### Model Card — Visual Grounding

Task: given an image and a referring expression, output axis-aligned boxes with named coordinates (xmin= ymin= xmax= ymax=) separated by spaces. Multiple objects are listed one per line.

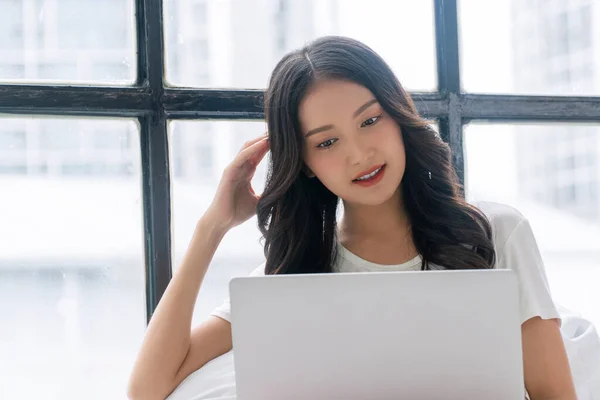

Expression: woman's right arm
xmin=127 ymin=134 xmax=270 ymax=400
xmin=127 ymin=215 xmax=231 ymax=400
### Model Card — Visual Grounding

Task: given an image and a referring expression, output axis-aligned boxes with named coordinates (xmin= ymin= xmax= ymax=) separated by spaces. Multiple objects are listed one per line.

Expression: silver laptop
xmin=230 ymin=269 xmax=524 ymax=400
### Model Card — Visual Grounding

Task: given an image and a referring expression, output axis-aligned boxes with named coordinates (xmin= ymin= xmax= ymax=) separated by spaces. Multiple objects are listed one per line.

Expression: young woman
xmin=128 ymin=36 xmax=577 ymax=400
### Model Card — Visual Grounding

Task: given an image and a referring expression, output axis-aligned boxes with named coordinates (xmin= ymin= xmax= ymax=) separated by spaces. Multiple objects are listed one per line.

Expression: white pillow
xmin=558 ymin=306 xmax=600 ymax=400
xmin=166 ymin=351 xmax=236 ymax=400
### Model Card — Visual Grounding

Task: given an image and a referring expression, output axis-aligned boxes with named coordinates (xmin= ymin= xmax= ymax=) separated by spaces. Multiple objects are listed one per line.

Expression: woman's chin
xmin=341 ymin=183 xmax=402 ymax=208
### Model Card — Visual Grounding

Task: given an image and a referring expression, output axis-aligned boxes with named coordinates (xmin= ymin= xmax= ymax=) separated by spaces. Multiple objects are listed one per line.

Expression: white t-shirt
xmin=201 ymin=201 xmax=599 ymax=399
xmin=211 ymin=201 xmax=561 ymax=326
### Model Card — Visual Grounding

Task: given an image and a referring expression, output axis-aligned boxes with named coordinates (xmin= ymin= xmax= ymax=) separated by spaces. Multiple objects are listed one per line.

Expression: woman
xmin=128 ymin=36 xmax=577 ymax=400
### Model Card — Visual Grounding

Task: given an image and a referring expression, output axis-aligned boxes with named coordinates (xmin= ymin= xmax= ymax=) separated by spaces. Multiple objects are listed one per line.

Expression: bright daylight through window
xmin=0 ymin=0 xmax=599 ymax=399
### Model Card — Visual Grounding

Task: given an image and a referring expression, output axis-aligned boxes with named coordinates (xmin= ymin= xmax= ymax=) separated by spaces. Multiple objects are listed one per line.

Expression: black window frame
xmin=1 ymin=0 xmax=599 ymax=322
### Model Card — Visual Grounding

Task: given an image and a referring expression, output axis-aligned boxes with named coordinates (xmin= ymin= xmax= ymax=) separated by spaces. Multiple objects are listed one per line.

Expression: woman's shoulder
xmin=249 ymin=262 xmax=266 ymax=276
xmin=470 ymin=200 xmax=529 ymax=246
xmin=210 ymin=262 xmax=266 ymax=322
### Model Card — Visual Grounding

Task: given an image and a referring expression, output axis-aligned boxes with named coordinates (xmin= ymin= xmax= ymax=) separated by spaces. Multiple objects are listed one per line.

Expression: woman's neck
xmin=338 ymin=188 xmax=418 ymax=264
xmin=340 ymin=188 xmax=410 ymax=240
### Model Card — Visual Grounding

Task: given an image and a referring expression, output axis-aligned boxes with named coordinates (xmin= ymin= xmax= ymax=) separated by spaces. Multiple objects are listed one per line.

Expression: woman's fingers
xmin=239 ymin=133 xmax=268 ymax=152
xmin=230 ymin=136 xmax=270 ymax=170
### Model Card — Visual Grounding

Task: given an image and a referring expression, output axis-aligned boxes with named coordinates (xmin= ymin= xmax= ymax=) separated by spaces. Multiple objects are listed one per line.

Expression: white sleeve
xmin=210 ymin=263 xmax=266 ymax=322
xmin=496 ymin=218 xmax=561 ymax=326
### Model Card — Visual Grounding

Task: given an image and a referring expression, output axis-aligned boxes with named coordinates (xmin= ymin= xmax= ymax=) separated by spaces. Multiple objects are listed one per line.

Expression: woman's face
xmin=299 ymin=79 xmax=406 ymax=206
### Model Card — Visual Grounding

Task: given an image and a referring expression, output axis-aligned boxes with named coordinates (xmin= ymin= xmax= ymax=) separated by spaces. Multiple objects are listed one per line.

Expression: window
xmin=570 ymin=3 xmax=592 ymax=52
xmin=169 ymin=121 xmax=220 ymax=182
xmin=0 ymin=64 xmax=25 ymax=80
xmin=1 ymin=1 xmax=600 ymax=398
xmin=0 ymin=129 xmax=26 ymax=174
xmin=465 ymin=122 xmax=600 ymax=324
xmin=56 ymin=0 xmax=129 ymax=50
xmin=274 ymin=0 xmax=288 ymax=53
xmin=170 ymin=120 xmax=268 ymax=325
xmin=163 ymin=0 xmax=437 ymax=90
xmin=0 ymin=0 xmax=24 ymax=49
xmin=38 ymin=64 xmax=78 ymax=80
xmin=459 ymin=0 xmax=600 ymax=95
xmin=0 ymin=117 xmax=145 ymax=400
xmin=192 ymin=1 xmax=208 ymax=26
xmin=0 ymin=0 xmax=136 ymax=84
xmin=547 ymin=12 xmax=570 ymax=58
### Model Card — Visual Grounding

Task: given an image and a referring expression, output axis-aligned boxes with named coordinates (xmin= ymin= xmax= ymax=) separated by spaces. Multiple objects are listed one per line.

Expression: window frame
xmin=0 ymin=0 xmax=599 ymax=322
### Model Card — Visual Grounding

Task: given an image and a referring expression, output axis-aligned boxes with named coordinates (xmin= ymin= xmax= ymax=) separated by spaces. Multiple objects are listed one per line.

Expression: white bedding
xmin=167 ymin=306 xmax=600 ymax=400
xmin=166 ymin=351 xmax=236 ymax=400
xmin=559 ymin=306 xmax=600 ymax=400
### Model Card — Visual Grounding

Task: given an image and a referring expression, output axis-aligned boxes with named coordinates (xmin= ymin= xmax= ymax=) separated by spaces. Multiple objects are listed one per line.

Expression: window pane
xmin=0 ymin=117 xmax=145 ymax=399
xmin=0 ymin=0 xmax=136 ymax=84
xmin=163 ymin=0 xmax=436 ymax=91
xmin=465 ymin=122 xmax=600 ymax=329
xmin=170 ymin=120 xmax=268 ymax=325
xmin=460 ymin=0 xmax=599 ymax=95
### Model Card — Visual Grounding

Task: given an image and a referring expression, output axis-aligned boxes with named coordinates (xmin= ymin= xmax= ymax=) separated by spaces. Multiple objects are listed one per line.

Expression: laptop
xmin=230 ymin=269 xmax=524 ymax=400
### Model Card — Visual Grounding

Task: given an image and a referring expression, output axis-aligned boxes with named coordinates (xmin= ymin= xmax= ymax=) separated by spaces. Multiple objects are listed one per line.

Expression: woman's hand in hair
xmin=206 ymin=133 xmax=270 ymax=232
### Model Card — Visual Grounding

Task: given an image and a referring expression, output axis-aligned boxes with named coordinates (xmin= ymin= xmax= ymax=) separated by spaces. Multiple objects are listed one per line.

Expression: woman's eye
xmin=361 ymin=116 xmax=381 ymax=128
xmin=317 ymin=139 xmax=337 ymax=149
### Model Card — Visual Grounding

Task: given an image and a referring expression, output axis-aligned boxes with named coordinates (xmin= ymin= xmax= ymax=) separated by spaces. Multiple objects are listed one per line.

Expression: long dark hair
xmin=257 ymin=36 xmax=495 ymax=274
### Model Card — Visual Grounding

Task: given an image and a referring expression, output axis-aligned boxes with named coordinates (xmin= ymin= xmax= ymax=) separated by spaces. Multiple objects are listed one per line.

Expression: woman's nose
xmin=347 ymin=137 xmax=374 ymax=166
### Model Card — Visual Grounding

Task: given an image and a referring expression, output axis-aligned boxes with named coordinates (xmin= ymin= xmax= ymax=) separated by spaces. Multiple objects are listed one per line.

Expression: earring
xmin=428 ymin=171 xmax=432 ymax=180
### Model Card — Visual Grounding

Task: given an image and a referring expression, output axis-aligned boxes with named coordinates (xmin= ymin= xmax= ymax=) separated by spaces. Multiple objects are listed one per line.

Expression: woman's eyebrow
xmin=352 ymin=98 xmax=378 ymax=117
xmin=305 ymin=124 xmax=334 ymax=138
xmin=305 ymin=99 xmax=379 ymax=138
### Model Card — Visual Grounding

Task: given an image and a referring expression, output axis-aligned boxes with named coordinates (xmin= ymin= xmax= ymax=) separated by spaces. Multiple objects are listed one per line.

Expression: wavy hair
xmin=257 ymin=36 xmax=495 ymax=274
